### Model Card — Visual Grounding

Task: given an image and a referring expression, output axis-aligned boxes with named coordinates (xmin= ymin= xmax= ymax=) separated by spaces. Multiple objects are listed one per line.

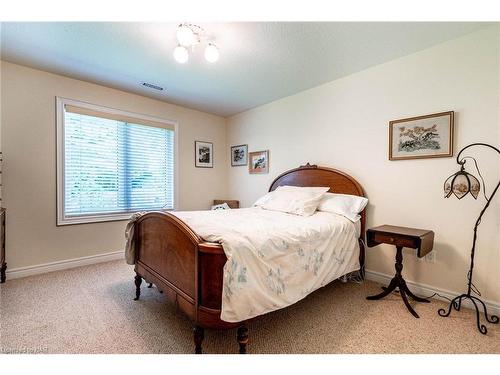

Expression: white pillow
xmin=253 ymin=191 xmax=276 ymax=207
xmin=211 ymin=202 xmax=231 ymax=210
xmin=317 ymin=193 xmax=368 ymax=222
xmin=260 ymin=185 xmax=330 ymax=216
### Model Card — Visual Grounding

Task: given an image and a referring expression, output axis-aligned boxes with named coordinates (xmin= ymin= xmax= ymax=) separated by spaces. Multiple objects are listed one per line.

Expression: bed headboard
xmin=269 ymin=163 xmax=365 ymax=197
xmin=269 ymin=163 xmax=366 ymax=264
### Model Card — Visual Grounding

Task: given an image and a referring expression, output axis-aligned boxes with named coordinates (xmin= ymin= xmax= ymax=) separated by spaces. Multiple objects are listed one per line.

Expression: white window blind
xmin=57 ymin=98 xmax=176 ymax=225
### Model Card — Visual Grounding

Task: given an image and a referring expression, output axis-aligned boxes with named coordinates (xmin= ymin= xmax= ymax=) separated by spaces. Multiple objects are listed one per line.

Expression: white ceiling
xmin=0 ymin=22 xmax=491 ymax=117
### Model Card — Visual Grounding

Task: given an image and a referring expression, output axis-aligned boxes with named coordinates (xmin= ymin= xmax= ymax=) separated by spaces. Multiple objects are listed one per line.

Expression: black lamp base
xmin=438 ymin=293 xmax=499 ymax=334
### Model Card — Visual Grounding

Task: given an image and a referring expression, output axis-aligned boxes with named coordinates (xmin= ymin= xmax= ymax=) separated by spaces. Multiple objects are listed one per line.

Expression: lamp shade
xmin=204 ymin=43 xmax=219 ymax=63
xmin=444 ymin=169 xmax=480 ymax=199
xmin=173 ymin=45 xmax=189 ymax=63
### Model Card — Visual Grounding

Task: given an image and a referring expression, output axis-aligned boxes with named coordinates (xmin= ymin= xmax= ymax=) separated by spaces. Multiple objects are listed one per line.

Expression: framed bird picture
xmin=389 ymin=111 xmax=454 ymax=160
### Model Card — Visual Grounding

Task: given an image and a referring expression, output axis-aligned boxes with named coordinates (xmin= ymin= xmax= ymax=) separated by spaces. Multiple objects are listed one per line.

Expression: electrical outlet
xmin=425 ymin=252 xmax=436 ymax=263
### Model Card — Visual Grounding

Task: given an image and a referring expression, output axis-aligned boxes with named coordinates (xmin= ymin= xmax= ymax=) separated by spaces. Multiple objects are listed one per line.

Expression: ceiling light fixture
xmin=173 ymin=23 xmax=220 ymax=64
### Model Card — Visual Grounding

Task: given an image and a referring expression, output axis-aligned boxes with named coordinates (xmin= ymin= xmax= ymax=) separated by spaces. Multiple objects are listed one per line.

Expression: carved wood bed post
xmin=237 ymin=324 xmax=249 ymax=354
xmin=134 ymin=274 xmax=142 ymax=301
xmin=193 ymin=325 xmax=205 ymax=354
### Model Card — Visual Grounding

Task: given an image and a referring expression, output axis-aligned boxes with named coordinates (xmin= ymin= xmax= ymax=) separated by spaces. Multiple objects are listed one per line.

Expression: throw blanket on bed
xmin=124 ymin=212 xmax=146 ymax=265
xmin=172 ymin=207 xmax=360 ymax=323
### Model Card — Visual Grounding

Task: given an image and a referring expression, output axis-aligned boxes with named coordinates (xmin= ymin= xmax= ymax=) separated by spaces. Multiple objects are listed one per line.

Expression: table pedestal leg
xmin=366 ymin=246 xmax=429 ymax=318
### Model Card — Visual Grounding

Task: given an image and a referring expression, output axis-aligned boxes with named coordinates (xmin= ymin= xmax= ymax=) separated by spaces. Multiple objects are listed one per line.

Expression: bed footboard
xmin=134 ymin=211 xmax=199 ymax=320
xmin=133 ymin=211 xmax=239 ymax=330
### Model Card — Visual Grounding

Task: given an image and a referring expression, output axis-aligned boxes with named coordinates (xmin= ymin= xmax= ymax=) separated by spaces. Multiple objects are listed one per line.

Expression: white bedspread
xmin=172 ymin=207 xmax=360 ymax=322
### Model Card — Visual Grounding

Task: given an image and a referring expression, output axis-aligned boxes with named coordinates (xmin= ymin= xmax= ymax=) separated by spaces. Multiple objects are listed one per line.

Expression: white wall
xmin=227 ymin=27 xmax=500 ymax=303
xmin=1 ymin=62 xmax=228 ymax=270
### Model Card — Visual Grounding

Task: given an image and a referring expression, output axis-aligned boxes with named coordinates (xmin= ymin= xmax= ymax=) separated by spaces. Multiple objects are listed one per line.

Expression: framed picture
xmin=231 ymin=144 xmax=248 ymax=166
xmin=249 ymin=150 xmax=269 ymax=174
xmin=389 ymin=111 xmax=454 ymax=160
xmin=195 ymin=141 xmax=213 ymax=168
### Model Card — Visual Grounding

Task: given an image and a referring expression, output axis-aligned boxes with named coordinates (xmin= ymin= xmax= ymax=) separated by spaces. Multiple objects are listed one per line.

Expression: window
xmin=56 ymin=98 xmax=177 ymax=225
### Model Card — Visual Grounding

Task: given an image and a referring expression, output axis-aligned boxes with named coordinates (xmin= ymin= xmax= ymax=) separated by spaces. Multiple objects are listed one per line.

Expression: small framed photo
xmin=389 ymin=111 xmax=454 ymax=160
xmin=231 ymin=144 xmax=248 ymax=167
xmin=195 ymin=141 xmax=213 ymax=168
xmin=249 ymin=150 xmax=269 ymax=174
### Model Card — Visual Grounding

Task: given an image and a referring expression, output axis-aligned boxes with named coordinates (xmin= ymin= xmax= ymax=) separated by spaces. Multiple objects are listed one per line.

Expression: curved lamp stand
xmin=438 ymin=143 xmax=500 ymax=334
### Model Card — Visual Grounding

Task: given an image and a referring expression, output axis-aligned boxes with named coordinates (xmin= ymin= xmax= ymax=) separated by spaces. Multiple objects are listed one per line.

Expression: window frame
xmin=56 ymin=97 xmax=179 ymax=226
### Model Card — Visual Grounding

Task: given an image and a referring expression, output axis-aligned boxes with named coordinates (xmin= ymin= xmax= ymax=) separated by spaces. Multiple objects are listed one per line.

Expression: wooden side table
xmin=366 ymin=225 xmax=434 ymax=318
xmin=213 ymin=200 xmax=240 ymax=209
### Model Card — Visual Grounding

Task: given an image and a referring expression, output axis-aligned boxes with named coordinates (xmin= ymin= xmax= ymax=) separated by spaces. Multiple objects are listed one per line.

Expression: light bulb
xmin=176 ymin=24 xmax=196 ymax=47
xmin=173 ymin=45 xmax=189 ymax=63
xmin=204 ymin=43 xmax=219 ymax=63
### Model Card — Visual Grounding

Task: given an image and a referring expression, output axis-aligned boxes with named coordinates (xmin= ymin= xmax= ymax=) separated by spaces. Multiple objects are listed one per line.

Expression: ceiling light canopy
xmin=176 ymin=24 xmax=197 ymax=47
xmin=173 ymin=23 xmax=220 ymax=64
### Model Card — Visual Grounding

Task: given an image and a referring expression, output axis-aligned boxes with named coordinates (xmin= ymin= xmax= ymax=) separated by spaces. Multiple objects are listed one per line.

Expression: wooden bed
xmin=132 ymin=163 xmax=366 ymax=353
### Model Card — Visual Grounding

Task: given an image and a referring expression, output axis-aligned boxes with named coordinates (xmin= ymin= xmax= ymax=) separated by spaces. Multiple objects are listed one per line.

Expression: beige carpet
xmin=1 ymin=260 xmax=499 ymax=354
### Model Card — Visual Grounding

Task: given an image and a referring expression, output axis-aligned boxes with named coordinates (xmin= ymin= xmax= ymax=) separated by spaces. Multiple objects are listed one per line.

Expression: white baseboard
xmin=5 ymin=250 xmax=124 ymax=280
xmin=365 ymin=269 xmax=500 ymax=317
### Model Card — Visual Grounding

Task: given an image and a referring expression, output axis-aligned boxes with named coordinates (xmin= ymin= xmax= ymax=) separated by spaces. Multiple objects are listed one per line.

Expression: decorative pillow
xmin=260 ymin=185 xmax=330 ymax=216
xmin=317 ymin=192 xmax=368 ymax=222
xmin=211 ymin=202 xmax=231 ymax=210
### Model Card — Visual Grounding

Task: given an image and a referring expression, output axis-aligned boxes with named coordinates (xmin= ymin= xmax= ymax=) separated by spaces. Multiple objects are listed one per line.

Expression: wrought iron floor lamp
xmin=440 ymin=142 xmax=499 ymax=334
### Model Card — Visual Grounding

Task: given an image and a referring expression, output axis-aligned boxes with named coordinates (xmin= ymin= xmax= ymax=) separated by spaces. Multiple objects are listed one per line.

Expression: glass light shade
xmin=176 ymin=25 xmax=196 ymax=47
xmin=444 ymin=170 xmax=480 ymax=199
xmin=204 ymin=43 xmax=219 ymax=63
xmin=173 ymin=45 xmax=189 ymax=63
